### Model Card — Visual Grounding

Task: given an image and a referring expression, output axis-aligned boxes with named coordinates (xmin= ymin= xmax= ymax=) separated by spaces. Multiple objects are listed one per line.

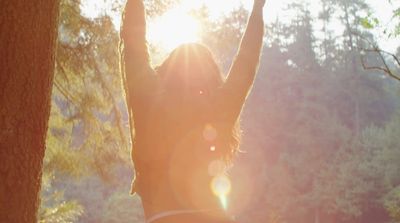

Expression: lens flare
xmin=211 ymin=175 xmax=232 ymax=210
xmin=203 ymin=124 xmax=217 ymax=141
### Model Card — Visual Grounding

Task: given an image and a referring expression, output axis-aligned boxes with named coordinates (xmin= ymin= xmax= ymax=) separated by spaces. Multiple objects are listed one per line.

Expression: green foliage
xmin=359 ymin=109 xmax=400 ymax=222
xmin=39 ymin=173 xmax=84 ymax=223
xmin=391 ymin=7 xmax=400 ymax=37
xmin=361 ymin=1 xmax=400 ymax=37
xmin=361 ymin=16 xmax=379 ymax=29
xmin=39 ymin=200 xmax=83 ymax=223
xmin=50 ymin=0 xmax=131 ymax=178
xmin=44 ymin=100 xmax=90 ymax=178
xmin=241 ymin=1 xmax=400 ymax=222
xmin=384 ymin=187 xmax=400 ymax=222
xmin=41 ymin=0 xmax=131 ymax=221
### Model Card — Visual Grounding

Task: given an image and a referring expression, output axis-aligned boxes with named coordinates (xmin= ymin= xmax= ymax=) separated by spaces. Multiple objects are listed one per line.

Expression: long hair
xmin=120 ymin=42 xmax=242 ymax=195
xmin=156 ymin=43 xmax=241 ymax=163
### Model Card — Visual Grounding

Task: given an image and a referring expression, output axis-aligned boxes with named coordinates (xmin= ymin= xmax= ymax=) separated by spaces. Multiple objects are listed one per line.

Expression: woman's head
xmin=156 ymin=43 xmax=224 ymax=97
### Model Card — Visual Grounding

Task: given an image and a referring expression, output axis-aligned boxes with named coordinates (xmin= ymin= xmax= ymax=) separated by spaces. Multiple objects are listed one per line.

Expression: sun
xmin=145 ymin=0 xmax=255 ymax=53
xmin=147 ymin=7 xmax=201 ymax=52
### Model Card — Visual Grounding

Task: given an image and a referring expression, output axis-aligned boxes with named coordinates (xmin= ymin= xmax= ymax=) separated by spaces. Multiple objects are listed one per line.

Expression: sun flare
xmin=211 ymin=175 xmax=232 ymax=210
xmin=145 ymin=0 xmax=255 ymax=53
xmin=147 ymin=7 xmax=201 ymax=52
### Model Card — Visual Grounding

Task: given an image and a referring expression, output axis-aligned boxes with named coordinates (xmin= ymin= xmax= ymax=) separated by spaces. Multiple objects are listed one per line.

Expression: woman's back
xmin=120 ymin=0 xmax=265 ymax=222
xmin=133 ymin=84 xmax=226 ymax=211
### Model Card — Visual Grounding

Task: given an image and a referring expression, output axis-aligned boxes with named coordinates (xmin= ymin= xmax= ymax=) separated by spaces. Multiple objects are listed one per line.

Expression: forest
xmin=1 ymin=0 xmax=400 ymax=222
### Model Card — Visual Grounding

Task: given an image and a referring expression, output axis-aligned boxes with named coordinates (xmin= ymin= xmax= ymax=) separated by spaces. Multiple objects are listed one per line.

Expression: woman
xmin=120 ymin=0 xmax=265 ymax=222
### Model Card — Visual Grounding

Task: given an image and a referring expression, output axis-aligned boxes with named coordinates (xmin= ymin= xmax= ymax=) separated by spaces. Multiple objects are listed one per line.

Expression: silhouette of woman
xmin=120 ymin=0 xmax=265 ymax=222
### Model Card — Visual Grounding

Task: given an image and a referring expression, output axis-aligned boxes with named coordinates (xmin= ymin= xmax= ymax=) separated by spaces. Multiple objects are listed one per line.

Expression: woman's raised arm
xmin=120 ymin=0 xmax=158 ymax=111
xmin=219 ymin=0 xmax=265 ymax=123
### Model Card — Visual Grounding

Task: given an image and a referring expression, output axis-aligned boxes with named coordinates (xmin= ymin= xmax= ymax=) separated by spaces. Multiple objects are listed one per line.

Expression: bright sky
xmin=80 ymin=0 xmax=399 ymax=53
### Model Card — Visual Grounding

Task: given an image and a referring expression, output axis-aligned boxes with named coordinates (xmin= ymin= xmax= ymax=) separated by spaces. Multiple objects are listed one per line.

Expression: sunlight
xmin=79 ymin=0 xmax=399 ymax=53
xmin=80 ymin=0 xmax=107 ymax=19
xmin=181 ymin=0 xmax=251 ymax=18
xmin=144 ymin=0 xmax=280 ymax=53
xmin=147 ymin=7 xmax=201 ymax=52
xmin=180 ymin=0 xmax=279 ymax=22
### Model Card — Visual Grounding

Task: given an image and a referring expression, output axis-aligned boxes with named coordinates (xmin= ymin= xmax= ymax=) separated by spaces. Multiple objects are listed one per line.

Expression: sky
xmin=80 ymin=0 xmax=399 ymax=53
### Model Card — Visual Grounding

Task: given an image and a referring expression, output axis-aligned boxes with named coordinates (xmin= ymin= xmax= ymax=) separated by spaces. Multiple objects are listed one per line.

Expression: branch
xmin=360 ymin=54 xmax=400 ymax=81
xmin=88 ymin=48 xmax=128 ymax=148
xmin=355 ymin=34 xmax=400 ymax=82
xmin=53 ymin=79 xmax=80 ymax=108
xmin=378 ymin=49 xmax=400 ymax=67
xmin=361 ymin=56 xmax=390 ymax=73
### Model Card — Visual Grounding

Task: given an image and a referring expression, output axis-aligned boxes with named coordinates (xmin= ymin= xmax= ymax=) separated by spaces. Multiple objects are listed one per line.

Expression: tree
xmin=236 ymin=1 xmax=398 ymax=222
xmin=52 ymin=0 xmax=129 ymax=179
xmin=0 ymin=1 xmax=60 ymax=222
xmin=38 ymin=0 xmax=131 ymax=221
xmin=318 ymin=0 xmax=339 ymax=70
xmin=333 ymin=0 xmax=369 ymax=74
xmin=285 ymin=3 xmax=319 ymax=72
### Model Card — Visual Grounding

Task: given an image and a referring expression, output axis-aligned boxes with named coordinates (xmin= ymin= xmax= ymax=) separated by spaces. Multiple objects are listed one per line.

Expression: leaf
xmin=361 ymin=18 xmax=374 ymax=29
xmin=394 ymin=8 xmax=400 ymax=17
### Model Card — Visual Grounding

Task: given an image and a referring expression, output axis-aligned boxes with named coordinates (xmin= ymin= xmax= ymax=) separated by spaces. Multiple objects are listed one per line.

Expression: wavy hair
xmin=156 ymin=43 xmax=241 ymax=163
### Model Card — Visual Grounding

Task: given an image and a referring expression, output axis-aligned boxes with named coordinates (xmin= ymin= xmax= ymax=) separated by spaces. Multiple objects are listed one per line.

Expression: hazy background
xmin=39 ymin=0 xmax=400 ymax=222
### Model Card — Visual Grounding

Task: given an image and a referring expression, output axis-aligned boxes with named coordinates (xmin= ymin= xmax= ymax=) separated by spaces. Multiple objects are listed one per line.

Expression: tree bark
xmin=0 ymin=1 xmax=60 ymax=222
xmin=314 ymin=208 xmax=320 ymax=223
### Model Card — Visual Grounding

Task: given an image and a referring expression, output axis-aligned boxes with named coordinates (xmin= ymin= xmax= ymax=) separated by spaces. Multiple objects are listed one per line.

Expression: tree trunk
xmin=314 ymin=208 xmax=320 ymax=223
xmin=0 ymin=1 xmax=60 ymax=222
xmin=321 ymin=1 xmax=329 ymax=61
xmin=343 ymin=2 xmax=358 ymax=74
